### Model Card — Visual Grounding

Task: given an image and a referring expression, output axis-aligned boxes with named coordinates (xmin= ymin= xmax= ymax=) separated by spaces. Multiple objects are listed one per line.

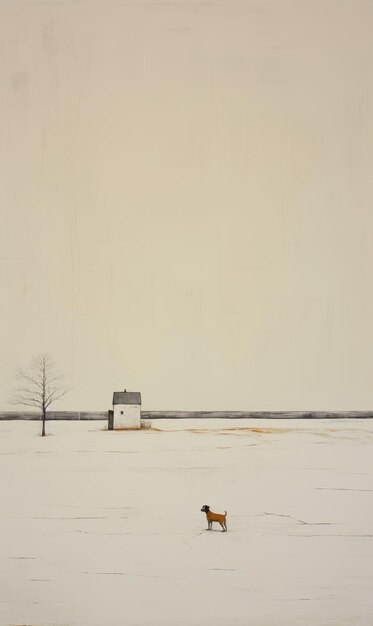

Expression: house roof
xmin=113 ymin=391 xmax=142 ymax=405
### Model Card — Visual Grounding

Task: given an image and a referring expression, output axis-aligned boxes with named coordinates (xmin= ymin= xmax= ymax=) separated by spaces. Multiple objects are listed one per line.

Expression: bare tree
xmin=13 ymin=353 xmax=69 ymax=436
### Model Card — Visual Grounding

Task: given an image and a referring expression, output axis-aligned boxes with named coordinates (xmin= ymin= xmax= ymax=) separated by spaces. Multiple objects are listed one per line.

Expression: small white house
xmin=112 ymin=390 xmax=142 ymax=429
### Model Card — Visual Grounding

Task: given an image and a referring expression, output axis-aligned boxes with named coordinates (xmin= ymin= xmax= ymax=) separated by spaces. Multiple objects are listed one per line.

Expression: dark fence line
xmin=142 ymin=411 xmax=373 ymax=419
xmin=1 ymin=411 xmax=373 ymax=421
xmin=0 ymin=412 xmax=107 ymax=421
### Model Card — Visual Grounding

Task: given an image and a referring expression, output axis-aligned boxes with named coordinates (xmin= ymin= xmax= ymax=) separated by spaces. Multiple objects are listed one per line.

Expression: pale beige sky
xmin=1 ymin=0 xmax=373 ymax=411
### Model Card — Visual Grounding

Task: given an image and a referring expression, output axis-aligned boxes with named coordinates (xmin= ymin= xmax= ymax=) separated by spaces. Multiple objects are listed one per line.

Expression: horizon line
xmin=1 ymin=410 xmax=373 ymax=420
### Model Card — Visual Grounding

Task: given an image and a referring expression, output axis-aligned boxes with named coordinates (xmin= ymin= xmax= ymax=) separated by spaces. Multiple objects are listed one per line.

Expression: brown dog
xmin=201 ymin=505 xmax=227 ymax=531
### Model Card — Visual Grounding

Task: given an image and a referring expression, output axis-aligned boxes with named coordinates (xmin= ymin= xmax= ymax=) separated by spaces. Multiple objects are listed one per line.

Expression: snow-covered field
xmin=0 ymin=418 xmax=372 ymax=626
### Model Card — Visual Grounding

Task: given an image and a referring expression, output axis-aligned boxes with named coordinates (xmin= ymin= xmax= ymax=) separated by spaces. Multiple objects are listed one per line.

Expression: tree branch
xmin=12 ymin=353 xmax=69 ymax=414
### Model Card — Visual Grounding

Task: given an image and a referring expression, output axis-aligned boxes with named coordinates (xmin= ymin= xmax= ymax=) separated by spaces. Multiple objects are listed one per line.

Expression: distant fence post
xmin=108 ymin=410 xmax=114 ymax=430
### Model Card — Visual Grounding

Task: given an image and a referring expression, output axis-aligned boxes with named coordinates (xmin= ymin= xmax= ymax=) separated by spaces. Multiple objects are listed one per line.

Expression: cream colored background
xmin=1 ymin=0 xmax=373 ymax=411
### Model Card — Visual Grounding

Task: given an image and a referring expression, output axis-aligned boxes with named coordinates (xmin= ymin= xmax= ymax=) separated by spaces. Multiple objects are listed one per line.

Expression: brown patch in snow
xmin=187 ymin=426 xmax=288 ymax=435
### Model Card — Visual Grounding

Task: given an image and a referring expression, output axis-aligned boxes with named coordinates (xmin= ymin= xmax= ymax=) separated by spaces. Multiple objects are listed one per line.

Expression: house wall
xmin=113 ymin=404 xmax=141 ymax=429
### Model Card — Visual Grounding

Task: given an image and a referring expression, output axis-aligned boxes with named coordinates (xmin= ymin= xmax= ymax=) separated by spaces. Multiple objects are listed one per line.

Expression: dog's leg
xmin=219 ymin=521 xmax=225 ymax=531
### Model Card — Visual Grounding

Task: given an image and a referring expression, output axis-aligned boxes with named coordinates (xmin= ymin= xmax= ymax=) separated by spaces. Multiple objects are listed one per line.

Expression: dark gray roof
xmin=113 ymin=391 xmax=142 ymax=405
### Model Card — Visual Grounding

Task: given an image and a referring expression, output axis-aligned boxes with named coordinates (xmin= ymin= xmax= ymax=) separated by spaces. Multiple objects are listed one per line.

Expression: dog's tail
xmin=225 ymin=510 xmax=227 ymax=516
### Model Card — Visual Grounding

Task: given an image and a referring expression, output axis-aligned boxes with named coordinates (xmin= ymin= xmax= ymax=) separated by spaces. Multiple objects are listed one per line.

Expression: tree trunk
xmin=42 ymin=408 xmax=46 ymax=437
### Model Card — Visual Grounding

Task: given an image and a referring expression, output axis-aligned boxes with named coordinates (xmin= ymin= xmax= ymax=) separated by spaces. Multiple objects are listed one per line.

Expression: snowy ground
xmin=0 ymin=418 xmax=372 ymax=626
